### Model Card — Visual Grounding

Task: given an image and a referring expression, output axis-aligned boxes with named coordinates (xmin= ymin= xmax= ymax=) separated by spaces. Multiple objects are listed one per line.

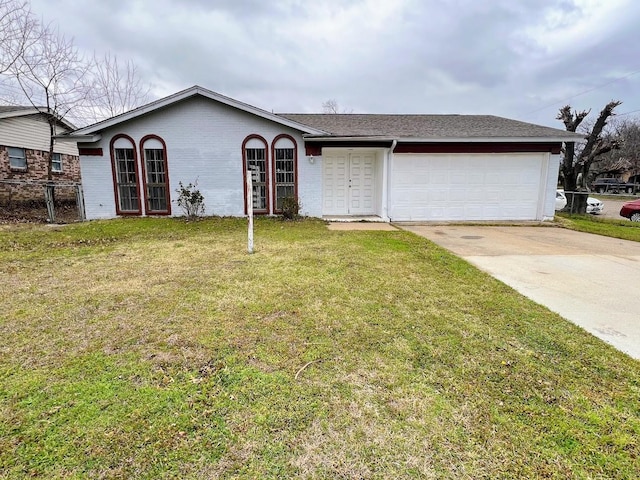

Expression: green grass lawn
xmin=557 ymin=213 xmax=640 ymax=242
xmin=1 ymin=218 xmax=639 ymax=479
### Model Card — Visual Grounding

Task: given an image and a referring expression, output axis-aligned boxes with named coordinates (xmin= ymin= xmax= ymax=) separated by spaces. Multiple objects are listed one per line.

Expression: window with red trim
xmin=272 ymin=135 xmax=297 ymax=212
xmin=111 ymin=135 xmax=141 ymax=213
xmin=243 ymin=135 xmax=269 ymax=213
xmin=140 ymin=135 xmax=170 ymax=214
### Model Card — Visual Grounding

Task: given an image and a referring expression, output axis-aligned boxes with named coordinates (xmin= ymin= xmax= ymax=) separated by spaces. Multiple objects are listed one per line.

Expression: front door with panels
xmin=323 ymin=150 xmax=376 ymax=215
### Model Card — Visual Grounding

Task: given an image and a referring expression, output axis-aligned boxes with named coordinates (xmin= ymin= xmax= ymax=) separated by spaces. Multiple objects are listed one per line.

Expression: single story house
xmin=0 ymin=106 xmax=80 ymax=204
xmin=64 ymin=86 xmax=583 ymax=222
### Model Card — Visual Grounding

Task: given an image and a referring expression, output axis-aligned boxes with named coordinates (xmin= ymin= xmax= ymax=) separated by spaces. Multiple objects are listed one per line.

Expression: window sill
xmin=10 ymin=167 xmax=28 ymax=172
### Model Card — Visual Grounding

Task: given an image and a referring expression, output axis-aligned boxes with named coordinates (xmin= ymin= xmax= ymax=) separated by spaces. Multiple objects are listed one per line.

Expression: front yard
xmin=1 ymin=218 xmax=639 ymax=478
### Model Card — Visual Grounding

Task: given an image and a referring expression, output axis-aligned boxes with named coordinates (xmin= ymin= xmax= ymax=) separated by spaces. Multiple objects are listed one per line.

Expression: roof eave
xmin=0 ymin=107 xmax=75 ymax=130
xmin=54 ymin=133 xmax=102 ymax=143
xmin=72 ymin=86 xmax=328 ymax=136
xmin=0 ymin=108 xmax=40 ymax=119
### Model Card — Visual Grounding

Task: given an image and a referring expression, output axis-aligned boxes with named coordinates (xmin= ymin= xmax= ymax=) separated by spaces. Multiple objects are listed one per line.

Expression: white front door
xmin=323 ymin=151 xmax=376 ymax=215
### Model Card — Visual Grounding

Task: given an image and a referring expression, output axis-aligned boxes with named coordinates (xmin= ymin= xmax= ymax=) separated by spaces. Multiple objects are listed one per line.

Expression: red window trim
xmin=78 ymin=147 xmax=103 ymax=156
xmin=110 ymin=134 xmax=142 ymax=216
xmin=271 ymin=134 xmax=298 ymax=214
xmin=139 ymin=134 xmax=171 ymax=216
xmin=242 ymin=134 xmax=270 ymax=215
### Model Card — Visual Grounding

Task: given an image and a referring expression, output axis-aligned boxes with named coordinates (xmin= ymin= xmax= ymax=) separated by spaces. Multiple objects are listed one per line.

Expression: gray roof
xmin=0 ymin=105 xmax=75 ymax=129
xmin=0 ymin=106 xmax=37 ymax=113
xmin=278 ymin=114 xmax=583 ymax=140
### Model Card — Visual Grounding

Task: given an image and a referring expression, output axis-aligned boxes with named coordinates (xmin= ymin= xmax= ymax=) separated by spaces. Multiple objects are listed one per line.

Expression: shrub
xmin=175 ymin=181 xmax=205 ymax=218
xmin=281 ymin=196 xmax=301 ymax=220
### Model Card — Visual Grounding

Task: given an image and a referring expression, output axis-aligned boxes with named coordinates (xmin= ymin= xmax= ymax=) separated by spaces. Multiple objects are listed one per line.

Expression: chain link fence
xmin=0 ymin=180 xmax=85 ymax=224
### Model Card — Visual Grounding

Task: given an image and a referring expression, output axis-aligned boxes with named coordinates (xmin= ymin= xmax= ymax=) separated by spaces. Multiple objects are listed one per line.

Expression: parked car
xmin=586 ymin=197 xmax=604 ymax=215
xmin=591 ymin=177 xmax=635 ymax=194
xmin=556 ymin=190 xmax=603 ymax=214
xmin=555 ymin=190 xmax=567 ymax=210
xmin=619 ymin=198 xmax=640 ymax=221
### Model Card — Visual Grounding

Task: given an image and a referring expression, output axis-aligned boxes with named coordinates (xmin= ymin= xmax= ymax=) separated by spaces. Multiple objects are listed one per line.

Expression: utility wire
xmin=524 ymin=69 xmax=640 ymax=115
xmin=618 ymin=108 xmax=640 ymax=117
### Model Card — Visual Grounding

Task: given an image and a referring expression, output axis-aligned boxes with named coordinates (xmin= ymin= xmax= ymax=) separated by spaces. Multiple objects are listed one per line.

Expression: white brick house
xmin=65 ymin=86 xmax=583 ymax=222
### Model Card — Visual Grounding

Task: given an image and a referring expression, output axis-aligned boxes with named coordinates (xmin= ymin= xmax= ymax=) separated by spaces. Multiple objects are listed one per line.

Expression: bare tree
xmin=322 ymin=99 xmax=352 ymax=114
xmin=593 ymin=117 xmax=640 ymax=190
xmin=0 ymin=0 xmax=38 ymax=74
xmin=80 ymin=52 xmax=151 ymax=123
xmin=10 ymin=22 xmax=91 ymax=181
xmin=557 ymin=101 xmax=621 ymax=192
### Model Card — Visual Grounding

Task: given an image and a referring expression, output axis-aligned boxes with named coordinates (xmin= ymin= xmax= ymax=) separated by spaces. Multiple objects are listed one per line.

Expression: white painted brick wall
xmin=79 ymin=96 xmax=324 ymax=219
xmin=298 ymin=155 xmax=323 ymax=218
xmin=80 ymin=156 xmax=117 ymax=219
xmin=544 ymin=154 xmax=561 ymax=220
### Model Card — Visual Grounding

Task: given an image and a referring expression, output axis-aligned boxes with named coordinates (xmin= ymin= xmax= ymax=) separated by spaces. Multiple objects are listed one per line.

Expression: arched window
xmin=140 ymin=135 xmax=171 ymax=215
xmin=242 ymin=135 xmax=269 ymax=214
xmin=271 ymin=134 xmax=297 ymax=213
xmin=110 ymin=134 xmax=141 ymax=215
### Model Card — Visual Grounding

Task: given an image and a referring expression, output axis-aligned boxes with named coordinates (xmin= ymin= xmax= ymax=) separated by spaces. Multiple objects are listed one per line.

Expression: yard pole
xmin=247 ymin=169 xmax=254 ymax=254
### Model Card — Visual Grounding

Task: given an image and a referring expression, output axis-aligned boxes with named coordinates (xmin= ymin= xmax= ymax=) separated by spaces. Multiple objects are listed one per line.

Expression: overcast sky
xmin=26 ymin=0 xmax=640 ymax=128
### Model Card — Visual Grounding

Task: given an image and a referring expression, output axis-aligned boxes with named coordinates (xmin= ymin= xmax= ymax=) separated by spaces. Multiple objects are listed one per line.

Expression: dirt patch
xmin=0 ymin=200 xmax=82 ymax=224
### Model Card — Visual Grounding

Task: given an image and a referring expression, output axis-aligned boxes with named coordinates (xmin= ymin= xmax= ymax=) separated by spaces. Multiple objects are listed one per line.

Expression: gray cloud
xmin=27 ymin=0 xmax=640 ymax=126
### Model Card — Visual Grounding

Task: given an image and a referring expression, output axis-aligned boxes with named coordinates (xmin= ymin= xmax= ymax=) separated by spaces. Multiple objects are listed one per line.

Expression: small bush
xmin=281 ymin=196 xmax=301 ymax=220
xmin=175 ymin=181 xmax=205 ymax=218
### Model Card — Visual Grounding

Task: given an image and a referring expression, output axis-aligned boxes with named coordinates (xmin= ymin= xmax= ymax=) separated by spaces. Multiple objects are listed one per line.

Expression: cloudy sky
xmin=26 ymin=0 xmax=640 ymax=127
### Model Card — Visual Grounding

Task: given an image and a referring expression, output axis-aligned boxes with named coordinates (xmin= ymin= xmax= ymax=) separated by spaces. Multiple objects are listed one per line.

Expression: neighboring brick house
xmin=0 ymin=106 xmax=80 ymax=204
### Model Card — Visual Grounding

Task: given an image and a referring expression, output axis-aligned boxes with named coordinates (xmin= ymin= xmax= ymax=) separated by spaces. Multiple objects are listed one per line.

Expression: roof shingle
xmin=278 ymin=113 xmax=583 ymax=140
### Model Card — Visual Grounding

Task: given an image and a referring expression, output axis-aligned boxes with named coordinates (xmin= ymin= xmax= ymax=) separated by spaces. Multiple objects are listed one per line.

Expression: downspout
xmin=382 ymin=139 xmax=397 ymax=221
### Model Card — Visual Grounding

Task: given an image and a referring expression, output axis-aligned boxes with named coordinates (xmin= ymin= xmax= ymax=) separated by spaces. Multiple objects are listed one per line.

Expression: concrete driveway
xmin=591 ymin=197 xmax=628 ymax=220
xmin=401 ymin=225 xmax=640 ymax=360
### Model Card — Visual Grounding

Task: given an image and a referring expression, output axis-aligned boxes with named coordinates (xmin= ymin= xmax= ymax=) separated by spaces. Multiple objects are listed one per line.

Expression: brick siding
xmin=0 ymin=145 xmax=81 ymax=203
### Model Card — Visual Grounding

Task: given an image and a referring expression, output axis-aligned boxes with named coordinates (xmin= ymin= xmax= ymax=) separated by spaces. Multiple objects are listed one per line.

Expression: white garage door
xmin=390 ymin=153 xmax=547 ymax=221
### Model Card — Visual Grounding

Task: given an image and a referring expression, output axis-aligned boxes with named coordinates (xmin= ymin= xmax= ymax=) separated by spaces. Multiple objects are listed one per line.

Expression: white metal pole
xmin=247 ymin=169 xmax=254 ymax=254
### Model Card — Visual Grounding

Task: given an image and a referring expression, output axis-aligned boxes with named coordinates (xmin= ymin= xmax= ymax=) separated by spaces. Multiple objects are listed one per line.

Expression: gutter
xmin=54 ymin=133 xmax=102 ymax=143
xmin=303 ymin=135 xmax=586 ymax=143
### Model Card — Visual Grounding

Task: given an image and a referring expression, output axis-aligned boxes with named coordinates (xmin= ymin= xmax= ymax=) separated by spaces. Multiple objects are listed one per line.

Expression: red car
xmin=619 ymin=198 xmax=640 ymax=221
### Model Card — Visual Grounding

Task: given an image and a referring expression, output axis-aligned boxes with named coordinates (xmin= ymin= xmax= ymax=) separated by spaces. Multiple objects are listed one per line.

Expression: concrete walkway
xmin=400 ymin=225 xmax=640 ymax=360
xmin=327 ymin=222 xmax=397 ymax=231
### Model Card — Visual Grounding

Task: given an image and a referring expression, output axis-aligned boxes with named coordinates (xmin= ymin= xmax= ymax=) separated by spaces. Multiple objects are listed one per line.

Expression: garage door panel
xmin=449 ymin=187 xmax=467 ymax=201
xmin=429 ymin=188 xmax=449 ymax=201
xmin=467 ymin=187 xmax=484 ymax=202
xmin=390 ymin=153 xmax=545 ymax=221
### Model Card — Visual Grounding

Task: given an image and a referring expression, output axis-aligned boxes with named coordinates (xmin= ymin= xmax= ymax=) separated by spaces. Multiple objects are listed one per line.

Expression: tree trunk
xmin=48 ymin=118 xmax=54 ymax=181
xmin=562 ymin=142 xmax=578 ymax=191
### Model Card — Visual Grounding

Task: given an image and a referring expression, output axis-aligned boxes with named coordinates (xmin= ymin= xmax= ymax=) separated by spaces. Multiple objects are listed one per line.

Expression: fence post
xmin=75 ymin=184 xmax=86 ymax=221
xmin=44 ymin=184 xmax=56 ymax=223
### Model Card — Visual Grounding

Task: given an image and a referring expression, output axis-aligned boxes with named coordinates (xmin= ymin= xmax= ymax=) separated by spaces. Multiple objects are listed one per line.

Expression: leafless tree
xmin=557 ymin=101 xmax=621 ymax=192
xmin=322 ymin=99 xmax=352 ymax=114
xmin=80 ymin=52 xmax=151 ymax=123
xmin=10 ymin=21 xmax=91 ymax=181
xmin=0 ymin=0 xmax=38 ymax=74
xmin=1 ymin=0 xmax=151 ymax=221
xmin=593 ymin=117 xmax=640 ymax=190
